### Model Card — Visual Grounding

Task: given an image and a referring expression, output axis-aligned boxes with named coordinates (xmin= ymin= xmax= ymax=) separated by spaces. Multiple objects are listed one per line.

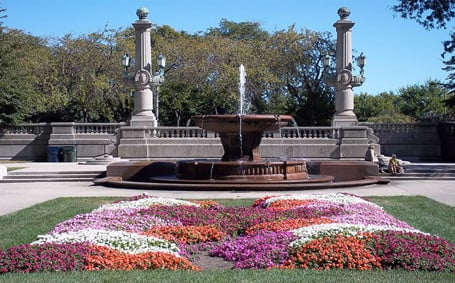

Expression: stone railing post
xmin=339 ymin=126 xmax=369 ymax=159
xmin=48 ymin=122 xmax=76 ymax=145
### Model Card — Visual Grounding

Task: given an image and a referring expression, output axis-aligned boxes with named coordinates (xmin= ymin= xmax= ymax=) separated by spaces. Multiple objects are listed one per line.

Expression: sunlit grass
xmin=0 ymin=195 xmax=454 ymax=282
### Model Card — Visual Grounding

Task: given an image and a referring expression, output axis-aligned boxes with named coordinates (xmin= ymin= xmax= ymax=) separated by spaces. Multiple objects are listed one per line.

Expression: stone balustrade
xmin=74 ymin=123 xmax=125 ymax=134
xmin=360 ymin=122 xmax=442 ymax=161
xmin=0 ymin=121 xmax=449 ymax=161
xmin=154 ymin=127 xmax=210 ymax=138
xmin=1 ymin=123 xmax=50 ymax=135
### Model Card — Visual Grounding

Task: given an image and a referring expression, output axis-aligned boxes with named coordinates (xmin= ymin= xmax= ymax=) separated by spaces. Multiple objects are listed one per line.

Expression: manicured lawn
xmin=0 ymin=195 xmax=454 ymax=283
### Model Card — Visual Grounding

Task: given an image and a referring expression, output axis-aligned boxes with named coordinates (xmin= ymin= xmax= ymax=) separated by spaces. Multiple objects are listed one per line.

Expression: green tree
xmin=0 ymin=14 xmax=339 ymax=126
xmin=354 ymin=92 xmax=414 ymax=123
xmin=0 ymin=27 xmax=45 ymax=125
xmin=145 ymin=22 xmax=336 ymax=126
xmin=355 ymin=81 xmax=451 ymax=122
xmin=39 ymin=29 xmax=131 ymax=122
xmin=266 ymin=27 xmax=335 ymax=125
xmin=392 ymin=0 xmax=455 ymax=29
xmin=152 ymin=23 xmax=275 ymax=125
xmin=206 ymin=19 xmax=269 ymax=41
xmin=397 ymin=80 xmax=450 ymax=121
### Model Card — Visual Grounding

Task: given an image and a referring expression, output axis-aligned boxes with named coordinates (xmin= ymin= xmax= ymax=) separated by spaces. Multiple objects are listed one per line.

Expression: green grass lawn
xmin=0 ymin=195 xmax=454 ymax=283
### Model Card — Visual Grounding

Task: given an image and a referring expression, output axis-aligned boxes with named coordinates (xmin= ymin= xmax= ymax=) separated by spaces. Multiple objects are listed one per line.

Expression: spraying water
xmin=238 ymin=64 xmax=246 ymax=160
xmin=239 ymin=64 xmax=246 ymax=115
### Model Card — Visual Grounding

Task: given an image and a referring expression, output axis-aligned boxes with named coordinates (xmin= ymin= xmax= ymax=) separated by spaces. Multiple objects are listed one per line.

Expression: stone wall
xmin=116 ymin=125 xmax=371 ymax=160
xmin=0 ymin=123 xmax=51 ymax=161
xmin=361 ymin=122 xmax=442 ymax=161
xmin=0 ymin=123 xmax=124 ymax=161
xmin=0 ymin=122 xmax=451 ymax=162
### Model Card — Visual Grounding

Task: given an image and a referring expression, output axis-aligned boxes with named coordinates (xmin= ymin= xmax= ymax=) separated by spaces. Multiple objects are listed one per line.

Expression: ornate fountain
xmin=175 ymin=114 xmax=310 ymax=181
xmin=160 ymin=65 xmax=312 ymax=183
xmin=98 ymin=64 xmax=382 ymax=190
xmin=96 ymin=8 xmax=385 ymax=191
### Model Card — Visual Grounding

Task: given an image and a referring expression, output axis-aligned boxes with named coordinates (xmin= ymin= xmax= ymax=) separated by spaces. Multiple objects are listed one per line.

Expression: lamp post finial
xmin=136 ymin=7 xmax=149 ymax=20
xmin=337 ymin=7 xmax=350 ymax=20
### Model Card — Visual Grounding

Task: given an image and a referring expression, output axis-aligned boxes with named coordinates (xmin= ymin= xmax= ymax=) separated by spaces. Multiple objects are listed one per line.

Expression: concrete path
xmin=0 ymin=163 xmax=454 ymax=216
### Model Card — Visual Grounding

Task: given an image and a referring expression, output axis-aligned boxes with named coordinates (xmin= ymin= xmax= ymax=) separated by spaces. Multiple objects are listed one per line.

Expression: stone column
xmin=331 ymin=7 xmax=359 ymax=127
xmin=130 ymin=7 xmax=157 ymax=127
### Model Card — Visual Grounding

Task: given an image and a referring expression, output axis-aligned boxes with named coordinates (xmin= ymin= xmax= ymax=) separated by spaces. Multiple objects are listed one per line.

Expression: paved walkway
xmin=0 ymin=162 xmax=454 ymax=216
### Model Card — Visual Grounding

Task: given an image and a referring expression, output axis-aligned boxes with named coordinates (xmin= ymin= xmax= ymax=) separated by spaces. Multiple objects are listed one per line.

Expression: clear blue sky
xmin=2 ymin=0 xmax=453 ymax=95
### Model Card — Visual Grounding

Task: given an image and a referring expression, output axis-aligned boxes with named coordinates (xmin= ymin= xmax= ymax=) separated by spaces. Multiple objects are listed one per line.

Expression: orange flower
xmin=84 ymin=245 xmax=200 ymax=271
xmin=142 ymin=225 xmax=226 ymax=244
xmin=267 ymin=199 xmax=314 ymax=210
xmin=284 ymin=233 xmax=382 ymax=270
xmin=245 ymin=218 xmax=333 ymax=234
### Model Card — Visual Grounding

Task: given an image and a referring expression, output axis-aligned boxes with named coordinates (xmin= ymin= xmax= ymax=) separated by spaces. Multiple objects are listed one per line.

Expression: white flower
xmin=263 ymin=193 xmax=383 ymax=210
xmin=289 ymin=223 xmax=428 ymax=248
xmin=32 ymin=228 xmax=180 ymax=256
xmin=93 ymin=196 xmax=199 ymax=212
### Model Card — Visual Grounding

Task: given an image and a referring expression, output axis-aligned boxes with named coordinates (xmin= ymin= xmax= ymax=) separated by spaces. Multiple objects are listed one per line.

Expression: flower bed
xmin=1 ymin=193 xmax=454 ymax=273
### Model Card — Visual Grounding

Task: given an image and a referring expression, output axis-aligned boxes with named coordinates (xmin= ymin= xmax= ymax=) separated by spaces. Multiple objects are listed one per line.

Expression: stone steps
xmin=0 ymin=171 xmax=105 ymax=183
xmin=380 ymin=164 xmax=455 ymax=180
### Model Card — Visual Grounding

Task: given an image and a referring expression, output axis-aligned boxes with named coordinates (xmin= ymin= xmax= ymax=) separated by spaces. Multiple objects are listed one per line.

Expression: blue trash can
xmin=47 ymin=146 xmax=61 ymax=162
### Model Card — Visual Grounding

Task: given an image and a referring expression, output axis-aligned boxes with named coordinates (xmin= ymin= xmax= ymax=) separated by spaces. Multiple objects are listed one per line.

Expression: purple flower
xmin=210 ymin=231 xmax=297 ymax=269
xmin=49 ymin=208 xmax=181 ymax=234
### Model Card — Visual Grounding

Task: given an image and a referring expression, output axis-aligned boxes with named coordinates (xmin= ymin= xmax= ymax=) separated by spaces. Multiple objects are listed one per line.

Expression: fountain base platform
xmin=176 ymin=159 xmax=309 ymax=181
xmin=94 ymin=160 xmax=389 ymax=191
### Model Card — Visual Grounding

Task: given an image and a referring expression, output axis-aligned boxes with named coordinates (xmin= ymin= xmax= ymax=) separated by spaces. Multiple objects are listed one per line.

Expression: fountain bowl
xmin=191 ymin=114 xmax=293 ymax=162
xmin=191 ymin=114 xmax=293 ymax=133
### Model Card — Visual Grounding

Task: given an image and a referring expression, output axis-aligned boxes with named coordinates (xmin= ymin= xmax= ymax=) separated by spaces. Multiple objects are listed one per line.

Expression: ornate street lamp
xmin=356 ymin=52 xmax=366 ymax=77
xmin=121 ymin=53 xmax=131 ymax=79
xmin=322 ymin=54 xmax=331 ymax=69
xmin=120 ymin=7 xmax=160 ymax=127
xmin=323 ymin=7 xmax=366 ymax=126
xmin=121 ymin=53 xmax=130 ymax=69
xmin=157 ymin=55 xmax=166 ymax=72
xmin=151 ymin=55 xmax=166 ymax=125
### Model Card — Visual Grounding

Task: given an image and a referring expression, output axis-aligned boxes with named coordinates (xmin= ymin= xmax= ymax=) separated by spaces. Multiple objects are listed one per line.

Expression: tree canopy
xmin=354 ymin=80 xmax=453 ymax=122
xmin=0 ymin=2 xmax=453 ymax=126
xmin=392 ymin=0 xmax=455 ymax=29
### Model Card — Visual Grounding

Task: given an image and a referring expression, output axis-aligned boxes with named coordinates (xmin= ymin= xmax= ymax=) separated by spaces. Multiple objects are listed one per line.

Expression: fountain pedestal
xmin=192 ymin=114 xmax=292 ymax=161
xmin=179 ymin=114 xmax=309 ymax=181
xmin=219 ymin=132 xmax=262 ymax=161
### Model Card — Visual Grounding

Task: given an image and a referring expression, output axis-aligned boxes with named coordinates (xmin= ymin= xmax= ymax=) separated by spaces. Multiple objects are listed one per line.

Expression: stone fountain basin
xmin=191 ymin=114 xmax=293 ymax=132
xmin=96 ymin=160 xmax=388 ymax=190
xmin=175 ymin=159 xmax=310 ymax=181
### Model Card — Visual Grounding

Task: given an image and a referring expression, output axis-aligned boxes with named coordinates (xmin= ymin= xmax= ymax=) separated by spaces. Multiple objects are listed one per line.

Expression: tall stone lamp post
xmin=323 ymin=7 xmax=366 ymax=127
xmin=121 ymin=7 xmax=158 ymax=127
xmin=151 ymin=55 xmax=166 ymax=125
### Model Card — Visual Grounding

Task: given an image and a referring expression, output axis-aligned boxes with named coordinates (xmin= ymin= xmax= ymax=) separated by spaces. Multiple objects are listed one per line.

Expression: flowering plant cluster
xmin=1 ymin=193 xmax=454 ymax=273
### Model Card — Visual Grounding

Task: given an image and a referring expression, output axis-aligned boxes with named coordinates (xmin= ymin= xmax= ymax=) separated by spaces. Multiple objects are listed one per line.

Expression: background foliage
xmin=0 ymin=3 xmax=454 ymax=126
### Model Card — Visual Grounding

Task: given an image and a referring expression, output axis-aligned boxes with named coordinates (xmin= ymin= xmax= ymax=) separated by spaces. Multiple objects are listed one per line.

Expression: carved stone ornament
xmin=337 ymin=69 xmax=352 ymax=86
xmin=134 ymin=69 xmax=151 ymax=87
xmin=337 ymin=7 xmax=350 ymax=19
xmin=136 ymin=7 xmax=149 ymax=19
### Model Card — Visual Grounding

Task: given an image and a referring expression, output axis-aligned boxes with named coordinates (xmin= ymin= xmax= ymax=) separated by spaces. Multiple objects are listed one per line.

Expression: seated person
xmin=387 ymin=154 xmax=403 ymax=175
